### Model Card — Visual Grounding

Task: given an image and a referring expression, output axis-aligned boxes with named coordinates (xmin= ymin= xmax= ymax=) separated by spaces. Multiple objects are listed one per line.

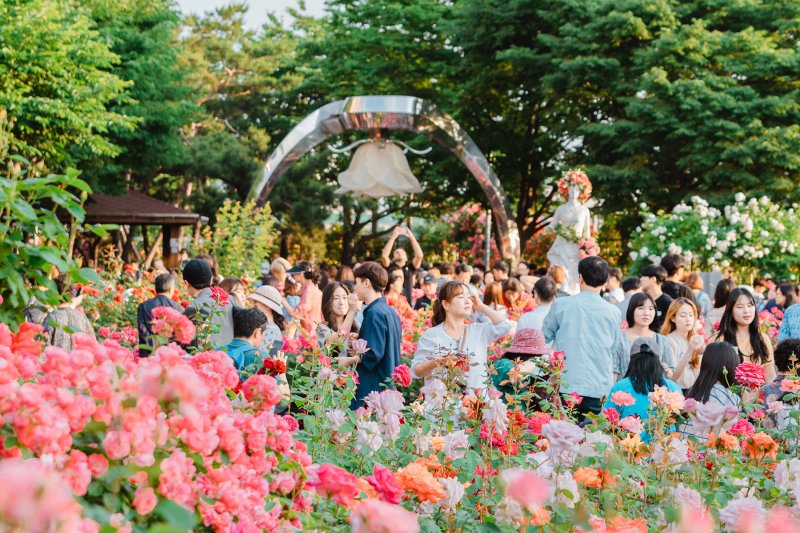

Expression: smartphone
xmin=268 ymin=340 xmax=285 ymax=358
xmin=75 ymin=287 xmax=83 ymax=297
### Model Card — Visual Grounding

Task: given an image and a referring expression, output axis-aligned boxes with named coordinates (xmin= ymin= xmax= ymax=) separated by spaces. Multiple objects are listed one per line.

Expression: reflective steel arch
xmin=248 ymin=95 xmax=519 ymax=259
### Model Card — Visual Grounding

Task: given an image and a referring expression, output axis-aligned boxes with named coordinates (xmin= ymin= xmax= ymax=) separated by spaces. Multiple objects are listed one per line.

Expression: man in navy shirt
xmin=137 ymin=273 xmax=183 ymax=355
xmin=337 ymin=261 xmax=402 ymax=409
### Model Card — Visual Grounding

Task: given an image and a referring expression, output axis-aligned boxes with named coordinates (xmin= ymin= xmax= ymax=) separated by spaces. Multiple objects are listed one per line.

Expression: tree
xmin=539 ymin=0 xmax=800 ymax=215
xmin=0 ymin=0 xmax=133 ymax=169
xmin=79 ymin=0 xmax=201 ymax=196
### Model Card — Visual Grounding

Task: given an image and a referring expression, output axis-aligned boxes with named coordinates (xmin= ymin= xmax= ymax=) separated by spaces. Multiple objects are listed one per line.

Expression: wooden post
xmin=143 ymin=229 xmax=163 ymax=270
xmin=162 ymin=225 xmax=181 ymax=269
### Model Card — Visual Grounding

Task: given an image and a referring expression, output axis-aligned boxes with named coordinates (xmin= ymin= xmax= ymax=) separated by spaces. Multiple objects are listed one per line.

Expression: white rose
xmin=735 ymin=192 xmax=746 ymax=202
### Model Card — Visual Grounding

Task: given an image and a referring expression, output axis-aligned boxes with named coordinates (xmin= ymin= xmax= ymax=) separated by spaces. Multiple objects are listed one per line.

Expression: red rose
xmin=260 ymin=358 xmax=287 ymax=376
xmin=392 ymin=364 xmax=412 ymax=387
xmin=209 ymin=285 xmax=230 ymax=306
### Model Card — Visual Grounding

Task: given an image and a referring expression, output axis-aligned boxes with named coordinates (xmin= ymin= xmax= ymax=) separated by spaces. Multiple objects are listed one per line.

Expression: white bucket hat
xmin=248 ymin=285 xmax=284 ymax=315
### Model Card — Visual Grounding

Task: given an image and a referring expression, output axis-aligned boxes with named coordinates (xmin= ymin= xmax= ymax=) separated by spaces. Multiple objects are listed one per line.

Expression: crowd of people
xmin=33 ymin=227 xmax=800 ymax=439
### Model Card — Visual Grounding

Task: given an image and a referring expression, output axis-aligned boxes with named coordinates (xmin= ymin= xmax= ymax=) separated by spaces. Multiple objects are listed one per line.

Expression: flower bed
xmin=1 ymin=320 xmax=800 ymax=531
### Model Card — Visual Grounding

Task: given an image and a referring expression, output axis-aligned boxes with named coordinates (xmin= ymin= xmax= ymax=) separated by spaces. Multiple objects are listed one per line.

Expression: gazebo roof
xmin=84 ymin=191 xmax=200 ymax=226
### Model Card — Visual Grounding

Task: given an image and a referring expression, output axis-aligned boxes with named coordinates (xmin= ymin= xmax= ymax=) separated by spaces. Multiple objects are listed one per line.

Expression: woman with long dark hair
xmin=616 ymin=293 xmax=674 ymax=380
xmin=775 ymin=282 xmax=797 ymax=311
xmin=316 ymin=282 xmax=360 ymax=351
xmin=714 ymin=288 xmax=776 ymax=382
xmin=706 ymin=278 xmax=735 ymax=332
xmin=604 ymin=338 xmax=682 ymax=441
xmin=412 ymin=281 xmax=511 ymax=391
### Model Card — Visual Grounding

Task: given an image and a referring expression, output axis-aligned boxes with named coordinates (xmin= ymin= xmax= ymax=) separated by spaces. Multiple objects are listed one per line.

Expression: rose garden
xmin=3 ymin=1 xmax=800 ymax=532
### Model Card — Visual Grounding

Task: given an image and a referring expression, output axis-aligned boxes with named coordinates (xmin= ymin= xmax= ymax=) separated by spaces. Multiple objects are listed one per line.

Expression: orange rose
xmin=430 ymin=436 xmax=445 ymax=452
xmin=529 ymin=505 xmax=551 ymax=526
xmin=573 ymin=467 xmax=602 ymax=488
xmin=355 ymin=477 xmax=379 ymax=500
xmin=742 ymin=432 xmax=778 ymax=461
xmin=395 ymin=463 xmax=445 ymax=503
xmin=707 ymin=431 xmax=739 ymax=452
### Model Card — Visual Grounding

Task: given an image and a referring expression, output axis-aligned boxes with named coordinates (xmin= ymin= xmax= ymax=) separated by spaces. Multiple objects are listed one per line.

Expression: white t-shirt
xmin=411 ymin=320 xmax=512 ymax=391
xmin=517 ymin=303 xmax=551 ymax=331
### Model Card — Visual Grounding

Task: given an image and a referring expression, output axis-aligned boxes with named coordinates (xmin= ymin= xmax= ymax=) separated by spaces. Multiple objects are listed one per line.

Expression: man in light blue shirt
xmin=543 ymin=256 xmax=628 ymax=421
xmin=778 ymin=303 xmax=800 ymax=341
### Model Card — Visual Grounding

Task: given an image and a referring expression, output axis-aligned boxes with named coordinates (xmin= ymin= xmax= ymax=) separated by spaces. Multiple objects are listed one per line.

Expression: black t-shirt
xmin=661 ymin=280 xmax=682 ymax=300
xmin=652 ymin=293 xmax=674 ymax=332
xmin=414 ymin=295 xmax=432 ymax=310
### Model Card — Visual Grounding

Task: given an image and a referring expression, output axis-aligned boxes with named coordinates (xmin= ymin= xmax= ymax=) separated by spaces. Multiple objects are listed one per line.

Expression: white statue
xmin=546 ymin=170 xmax=593 ymax=295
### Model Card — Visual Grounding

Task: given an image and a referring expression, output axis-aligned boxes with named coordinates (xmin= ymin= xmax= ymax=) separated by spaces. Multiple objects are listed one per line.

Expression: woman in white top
xmin=616 ymin=293 xmax=675 ymax=380
xmin=661 ymin=297 xmax=705 ymax=391
xmin=412 ymin=281 xmax=512 ymax=392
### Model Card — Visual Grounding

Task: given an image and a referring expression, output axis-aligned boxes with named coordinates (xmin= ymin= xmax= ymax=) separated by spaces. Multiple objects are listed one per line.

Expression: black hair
xmin=388 ymin=271 xmax=404 ymax=288
xmin=179 ymin=248 xmax=189 ymax=255
xmin=778 ymin=282 xmax=797 ymax=308
xmin=717 ymin=288 xmax=770 ymax=364
xmin=432 ymin=281 xmax=469 ymax=326
xmin=626 ymin=292 xmax=657 ymax=328
xmin=232 ymin=307 xmax=268 ymax=339
xmin=621 ymin=276 xmax=641 ymax=293
xmin=686 ymin=342 xmax=740 ymax=403
xmin=641 ymin=264 xmax=667 ymax=284
xmin=608 ymin=267 xmax=623 ymax=281
xmin=578 ymin=256 xmax=609 ymax=288
xmin=660 ymin=253 xmax=686 ymax=277
xmin=469 ymin=274 xmax=482 ymax=286
xmin=154 ymin=273 xmax=175 ymax=294
xmin=455 ymin=263 xmax=472 ymax=275
xmin=492 ymin=260 xmax=509 ymax=274
xmin=533 ymin=267 xmax=549 ymax=277
xmin=303 ymin=269 xmax=322 ymax=285
xmin=533 ymin=277 xmax=557 ymax=303
xmin=625 ymin=345 xmax=665 ymax=395
xmin=502 ymin=350 xmax=535 ymax=362
xmin=713 ymin=279 xmax=735 ymax=308
xmin=774 ymin=339 xmax=800 ymax=374
xmin=440 ymin=263 xmax=455 ymax=276
xmin=354 ymin=261 xmax=389 ymax=292
xmin=502 ymin=278 xmax=524 ymax=294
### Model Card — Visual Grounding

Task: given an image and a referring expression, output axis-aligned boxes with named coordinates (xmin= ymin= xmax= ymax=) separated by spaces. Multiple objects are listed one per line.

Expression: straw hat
xmin=248 ymin=285 xmax=283 ymax=315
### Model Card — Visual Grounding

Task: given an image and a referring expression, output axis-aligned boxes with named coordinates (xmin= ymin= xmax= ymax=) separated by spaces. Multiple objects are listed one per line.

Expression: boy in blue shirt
xmin=223 ymin=307 xmax=268 ymax=380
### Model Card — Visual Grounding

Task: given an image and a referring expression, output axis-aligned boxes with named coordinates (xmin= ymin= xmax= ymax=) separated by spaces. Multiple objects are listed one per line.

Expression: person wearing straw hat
xmin=492 ymin=328 xmax=554 ymax=409
xmin=248 ymin=285 xmax=286 ymax=353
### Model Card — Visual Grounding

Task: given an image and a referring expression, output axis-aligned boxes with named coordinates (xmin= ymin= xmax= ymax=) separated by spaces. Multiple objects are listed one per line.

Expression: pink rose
xmin=365 ymin=465 xmax=403 ymax=504
xmin=133 ymin=486 xmax=157 ymax=515
xmin=351 ymin=499 xmax=419 ymax=533
xmin=242 ymin=374 xmax=282 ymax=410
xmin=307 ymin=463 xmax=360 ymax=506
xmin=392 ymin=364 xmax=412 ymax=387
xmin=728 ymin=419 xmax=754 ymax=436
xmin=611 ymin=391 xmax=636 ymax=407
xmin=87 ymin=454 xmax=109 ymax=477
xmin=503 ymin=468 xmax=549 ymax=510
xmin=619 ymin=416 xmax=644 ymax=435
xmin=735 ymin=362 xmax=766 ymax=390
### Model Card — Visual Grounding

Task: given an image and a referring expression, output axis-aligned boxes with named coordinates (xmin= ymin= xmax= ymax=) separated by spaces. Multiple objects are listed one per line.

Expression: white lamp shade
xmin=336 ymin=141 xmax=423 ymax=198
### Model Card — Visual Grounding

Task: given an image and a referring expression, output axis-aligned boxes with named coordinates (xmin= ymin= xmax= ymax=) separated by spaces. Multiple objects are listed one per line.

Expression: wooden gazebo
xmin=83 ymin=191 xmax=204 ymax=269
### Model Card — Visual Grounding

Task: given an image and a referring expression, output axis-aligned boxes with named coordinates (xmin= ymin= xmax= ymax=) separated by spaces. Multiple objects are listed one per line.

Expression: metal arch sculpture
xmin=248 ymin=95 xmax=520 ymax=259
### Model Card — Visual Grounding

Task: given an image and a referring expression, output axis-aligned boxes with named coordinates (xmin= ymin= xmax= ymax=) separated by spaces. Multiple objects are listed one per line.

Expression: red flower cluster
xmin=392 ymin=364 xmax=412 ymax=387
xmin=209 ymin=286 xmax=230 ymax=306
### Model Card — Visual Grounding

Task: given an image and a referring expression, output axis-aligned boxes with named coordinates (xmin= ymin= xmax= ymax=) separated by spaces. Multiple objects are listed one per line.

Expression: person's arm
xmin=339 ymin=293 xmax=361 ymax=334
xmin=542 ymin=302 xmax=558 ymax=344
xmin=404 ymin=227 xmax=424 ymax=270
xmin=763 ymin=333 xmax=777 ymax=383
xmin=411 ymin=329 xmax=439 ymax=379
xmin=672 ymin=336 xmax=704 ymax=382
xmin=471 ymin=293 xmax=506 ymax=325
xmin=381 ymin=227 xmax=401 ymax=268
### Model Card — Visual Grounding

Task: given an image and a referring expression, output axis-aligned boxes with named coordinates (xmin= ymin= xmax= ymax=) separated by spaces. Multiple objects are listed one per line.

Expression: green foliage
xmin=0 ymin=132 xmax=103 ymax=326
xmin=197 ymin=200 xmax=277 ymax=278
xmin=79 ymin=0 xmax=201 ymax=195
xmin=0 ymin=0 xmax=134 ymax=169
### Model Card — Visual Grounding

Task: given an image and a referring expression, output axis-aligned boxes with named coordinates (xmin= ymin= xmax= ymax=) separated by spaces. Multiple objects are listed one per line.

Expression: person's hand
xmin=274 ymin=350 xmax=287 ymax=364
xmin=348 ymin=292 xmax=361 ymax=310
xmin=689 ymin=335 xmax=706 ymax=354
xmin=391 ymin=226 xmax=402 ymax=238
xmin=336 ymin=355 xmax=356 ymax=367
xmin=402 ymin=227 xmax=413 ymax=238
xmin=469 ymin=292 xmax=484 ymax=313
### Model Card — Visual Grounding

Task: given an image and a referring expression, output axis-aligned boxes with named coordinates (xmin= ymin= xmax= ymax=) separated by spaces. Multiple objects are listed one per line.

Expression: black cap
xmin=182 ymin=259 xmax=212 ymax=289
xmin=423 ymin=274 xmax=436 ymax=284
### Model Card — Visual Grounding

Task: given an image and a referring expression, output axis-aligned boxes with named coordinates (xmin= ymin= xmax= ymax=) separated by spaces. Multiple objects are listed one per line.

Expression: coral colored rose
xmin=392 ymin=364 xmax=412 ymax=387
xmin=573 ymin=467 xmax=602 ymax=488
xmin=503 ymin=469 xmax=549 ymax=510
xmin=306 ymin=463 xmax=360 ymax=506
xmin=780 ymin=378 xmax=800 ymax=393
xmin=610 ymin=391 xmax=636 ymax=407
xmin=735 ymin=362 xmax=766 ymax=390
xmin=87 ymin=454 xmax=109 ymax=477
xmin=151 ymin=306 xmax=196 ymax=344
xmin=242 ymin=374 xmax=282 ymax=410
xmin=351 ymin=499 xmax=419 ymax=533
xmin=133 ymin=486 xmax=157 ymax=515
xmin=728 ymin=419 xmax=755 ymax=436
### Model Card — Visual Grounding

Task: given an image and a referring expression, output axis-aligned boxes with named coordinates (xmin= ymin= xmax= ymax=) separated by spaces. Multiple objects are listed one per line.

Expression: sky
xmin=175 ymin=0 xmax=326 ymax=28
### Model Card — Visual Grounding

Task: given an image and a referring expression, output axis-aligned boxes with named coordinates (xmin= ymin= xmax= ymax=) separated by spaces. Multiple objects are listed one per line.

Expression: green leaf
xmin=155 ymin=500 xmax=198 ymax=530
